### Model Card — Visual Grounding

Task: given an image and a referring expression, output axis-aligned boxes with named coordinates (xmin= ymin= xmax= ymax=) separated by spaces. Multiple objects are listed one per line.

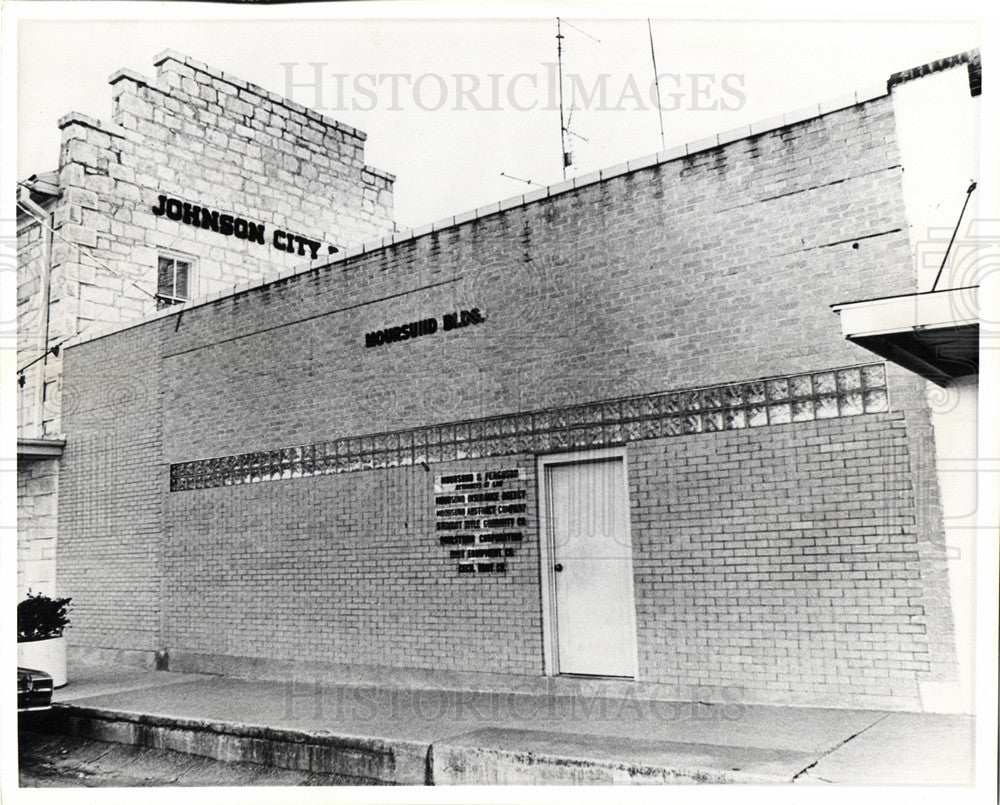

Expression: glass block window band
xmin=170 ymin=362 xmax=889 ymax=492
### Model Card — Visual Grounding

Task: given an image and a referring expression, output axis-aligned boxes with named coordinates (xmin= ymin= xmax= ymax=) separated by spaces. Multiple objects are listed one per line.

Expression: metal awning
xmin=831 ymin=286 xmax=978 ymax=387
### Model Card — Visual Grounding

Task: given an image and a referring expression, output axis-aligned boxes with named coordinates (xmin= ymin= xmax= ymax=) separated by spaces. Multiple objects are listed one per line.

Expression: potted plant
xmin=17 ymin=591 xmax=72 ymax=688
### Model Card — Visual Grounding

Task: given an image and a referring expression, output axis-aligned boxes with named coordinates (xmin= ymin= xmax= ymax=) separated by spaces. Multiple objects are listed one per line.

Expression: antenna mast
xmin=556 ymin=17 xmax=570 ymax=178
xmin=648 ymin=19 xmax=666 ymax=151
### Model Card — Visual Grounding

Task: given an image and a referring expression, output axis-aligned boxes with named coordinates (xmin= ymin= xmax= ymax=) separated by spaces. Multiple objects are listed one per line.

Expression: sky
xmin=10 ymin=5 xmax=981 ymax=230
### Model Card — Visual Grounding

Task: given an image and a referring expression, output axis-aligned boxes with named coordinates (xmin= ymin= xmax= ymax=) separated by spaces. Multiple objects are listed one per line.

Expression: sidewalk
xmin=42 ymin=663 xmax=975 ymax=785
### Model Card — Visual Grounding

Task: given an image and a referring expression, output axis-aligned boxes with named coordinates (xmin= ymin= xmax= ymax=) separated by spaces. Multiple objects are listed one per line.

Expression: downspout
xmin=17 ymin=190 xmax=55 ymax=439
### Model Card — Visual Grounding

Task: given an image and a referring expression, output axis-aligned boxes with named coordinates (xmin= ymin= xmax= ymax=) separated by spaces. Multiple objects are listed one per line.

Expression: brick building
xmin=17 ymin=50 xmax=396 ymax=595
xmin=23 ymin=51 xmax=981 ymax=713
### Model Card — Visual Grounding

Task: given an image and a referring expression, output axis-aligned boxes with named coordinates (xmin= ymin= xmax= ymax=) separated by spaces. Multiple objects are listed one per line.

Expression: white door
xmin=544 ymin=456 xmax=638 ymax=677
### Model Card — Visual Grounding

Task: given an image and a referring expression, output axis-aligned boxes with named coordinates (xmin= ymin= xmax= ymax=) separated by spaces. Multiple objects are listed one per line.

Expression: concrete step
xmin=430 ymin=727 xmax=820 ymax=784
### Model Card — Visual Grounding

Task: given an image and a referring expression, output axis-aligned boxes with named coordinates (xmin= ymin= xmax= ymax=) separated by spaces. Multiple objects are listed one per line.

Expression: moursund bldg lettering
xmin=151 ymin=194 xmax=336 ymax=259
xmin=365 ymin=308 xmax=484 ymax=348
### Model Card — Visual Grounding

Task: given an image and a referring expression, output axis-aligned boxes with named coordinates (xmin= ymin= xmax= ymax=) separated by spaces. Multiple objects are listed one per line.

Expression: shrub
xmin=17 ymin=591 xmax=72 ymax=642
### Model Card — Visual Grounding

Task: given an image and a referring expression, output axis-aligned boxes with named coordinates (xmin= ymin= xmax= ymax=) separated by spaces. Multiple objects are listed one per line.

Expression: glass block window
xmin=170 ymin=362 xmax=891 ymax=492
xmin=156 ymin=255 xmax=193 ymax=309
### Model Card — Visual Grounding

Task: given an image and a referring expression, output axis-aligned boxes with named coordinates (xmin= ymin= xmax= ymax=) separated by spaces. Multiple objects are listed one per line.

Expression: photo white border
xmin=1 ymin=3 xmax=997 ymax=805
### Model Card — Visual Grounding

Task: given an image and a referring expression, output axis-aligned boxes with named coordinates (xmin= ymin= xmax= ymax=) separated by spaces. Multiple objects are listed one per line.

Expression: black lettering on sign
xmin=367 ymin=308 xmax=484 ymax=348
xmin=497 ymin=503 xmax=526 ymax=514
xmin=443 ymin=308 xmax=485 ymax=331
xmin=201 ymin=209 xmax=220 ymax=232
xmin=365 ymin=318 xmax=438 ymax=349
xmin=435 ymin=468 xmax=526 ymax=577
xmin=247 ymin=222 xmax=266 ymax=246
xmin=478 ymin=531 xmax=525 ymax=544
xmin=486 ymin=470 xmax=520 ymax=481
xmin=435 ymin=507 xmax=466 ymax=517
xmin=468 ymin=548 xmax=503 ymax=559
xmin=465 ymin=506 xmax=496 ymax=516
xmin=440 ymin=473 xmax=476 ymax=485
xmin=151 ymin=194 xmax=332 ymax=258
xmin=482 ymin=517 xmax=514 ymax=528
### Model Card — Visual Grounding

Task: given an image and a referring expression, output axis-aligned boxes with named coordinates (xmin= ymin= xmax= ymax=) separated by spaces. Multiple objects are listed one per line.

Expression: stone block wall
xmin=19 ymin=50 xmax=395 ymax=439
xmin=16 ymin=458 xmax=60 ymax=598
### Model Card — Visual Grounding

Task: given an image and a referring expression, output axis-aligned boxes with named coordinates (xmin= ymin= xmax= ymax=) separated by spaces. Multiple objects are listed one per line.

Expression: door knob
xmin=553 ymin=563 xmax=563 ymax=572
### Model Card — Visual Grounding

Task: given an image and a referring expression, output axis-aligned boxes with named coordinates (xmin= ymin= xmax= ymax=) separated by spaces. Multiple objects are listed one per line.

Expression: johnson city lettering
xmin=151 ymin=194 xmax=332 ymax=259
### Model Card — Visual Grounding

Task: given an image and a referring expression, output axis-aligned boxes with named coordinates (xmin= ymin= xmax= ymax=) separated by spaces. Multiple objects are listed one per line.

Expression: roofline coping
xmin=108 ymin=67 xmax=149 ymax=87
xmin=887 ymin=48 xmax=980 ymax=90
xmin=57 ymin=112 xmax=132 ymax=140
xmin=362 ymin=165 xmax=397 ymax=184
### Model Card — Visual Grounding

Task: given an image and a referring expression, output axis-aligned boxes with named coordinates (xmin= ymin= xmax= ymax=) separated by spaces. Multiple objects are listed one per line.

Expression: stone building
xmin=17 ymin=50 xmax=396 ymax=595
xmin=21 ymin=50 xmax=981 ymax=714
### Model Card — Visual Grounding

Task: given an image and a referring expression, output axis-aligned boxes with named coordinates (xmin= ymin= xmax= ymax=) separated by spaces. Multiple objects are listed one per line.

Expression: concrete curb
xmin=44 ymin=704 xmax=429 ymax=784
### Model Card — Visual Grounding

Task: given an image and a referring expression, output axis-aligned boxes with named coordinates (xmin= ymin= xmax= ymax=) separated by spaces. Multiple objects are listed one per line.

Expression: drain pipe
xmin=17 ymin=189 xmax=55 ymax=438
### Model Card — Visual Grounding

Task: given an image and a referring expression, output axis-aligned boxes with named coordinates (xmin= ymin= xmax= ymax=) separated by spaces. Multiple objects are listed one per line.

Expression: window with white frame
xmin=156 ymin=254 xmax=194 ymax=309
